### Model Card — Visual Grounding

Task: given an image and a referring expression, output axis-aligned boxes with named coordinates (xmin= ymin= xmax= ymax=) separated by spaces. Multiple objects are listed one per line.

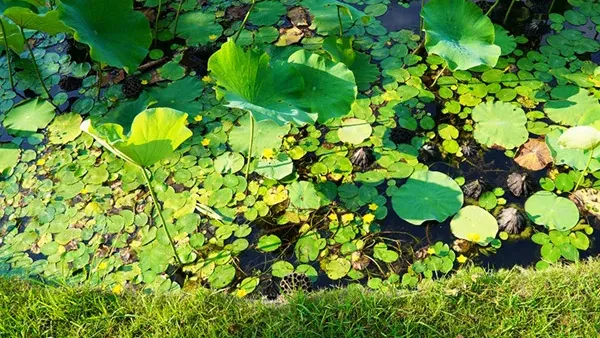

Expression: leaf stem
xmin=20 ymin=27 xmax=56 ymax=107
xmin=419 ymin=0 xmax=424 ymax=34
xmin=0 ymin=20 xmax=15 ymax=92
xmin=574 ymin=150 xmax=594 ymax=191
xmin=234 ymin=0 xmax=257 ymax=43
xmin=96 ymin=63 xmax=103 ymax=100
xmin=548 ymin=0 xmax=557 ymax=15
xmin=173 ymin=0 xmax=184 ymax=37
xmin=154 ymin=0 xmax=162 ymax=44
xmin=503 ymin=0 xmax=517 ymax=25
xmin=486 ymin=0 xmax=500 ymax=17
xmin=430 ymin=65 xmax=447 ymax=87
xmin=141 ymin=167 xmax=183 ymax=267
xmin=245 ymin=112 xmax=255 ymax=181
xmin=337 ymin=6 xmax=344 ymax=36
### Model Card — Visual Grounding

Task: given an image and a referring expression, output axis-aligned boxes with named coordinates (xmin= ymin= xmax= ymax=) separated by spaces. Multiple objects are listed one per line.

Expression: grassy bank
xmin=2 ymin=261 xmax=600 ymax=337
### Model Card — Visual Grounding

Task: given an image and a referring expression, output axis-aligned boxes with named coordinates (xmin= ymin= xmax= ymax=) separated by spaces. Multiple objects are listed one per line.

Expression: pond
xmin=0 ymin=0 xmax=599 ymax=296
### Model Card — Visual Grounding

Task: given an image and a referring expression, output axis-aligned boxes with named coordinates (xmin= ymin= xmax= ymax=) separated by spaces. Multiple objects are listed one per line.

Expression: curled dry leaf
xmin=514 ymin=138 xmax=552 ymax=171
xmin=275 ymin=26 xmax=304 ymax=46
xmin=570 ymin=188 xmax=600 ymax=220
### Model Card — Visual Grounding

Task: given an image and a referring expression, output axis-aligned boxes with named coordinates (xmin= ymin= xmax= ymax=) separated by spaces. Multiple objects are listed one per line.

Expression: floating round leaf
xmin=324 ymin=257 xmax=351 ymax=280
xmin=257 ymin=235 xmax=282 ymax=252
xmin=544 ymin=88 xmax=600 ymax=127
xmin=0 ymin=143 xmax=20 ymax=175
xmin=174 ymin=11 xmax=223 ymax=46
xmin=208 ymin=264 xmax=236 ymax=289
xmin=392 ymin=170 xmax=464 ymax=225
xmin=338 ymin=118 xmax=372 ymax=145
xmin=288 ymin=181 xmax=321 ymax=209
xmin=525 ymin=191 xmax=580 ymax=231
xmin=254 ymin=153 xmax=294 ymax=180
xmin=472 ymin=101 xmax=528 ymax=149
xmin=421 ymin=0 xmax=501 ymax=70
xmin=4 ymin=98 xmax=55 ymax=137
xmin=514 ymin=139 xmax=553 ymax=171
xmin=450 ymin=206 xmax=499 ymax=246
xmin=58 ymin=0 xmax=152 ymax=71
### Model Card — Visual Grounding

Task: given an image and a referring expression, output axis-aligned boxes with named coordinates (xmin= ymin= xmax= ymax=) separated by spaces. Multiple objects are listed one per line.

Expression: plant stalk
xmin=0 ymin=20 xmax=15 ymax=91
xmin=419 ymin=0 xmax=424 ymax=34
xmin=96 ymin=63 xmax=103 ymax=100
xmin=234 ymin=0 xmax=257 ymax=43
xmin=173 ymin=0 xmax=185 ymax=37
xmin=245 ymin=112 xmax=255 ymax=181
xmin=574 ymin=150 xmax=594 ymax=191
xmin=548 ymin=0 xmax=557 ymax=15
xmin=503 ymin=0 xmax=517 ymax=25
xmin=20 ymin=27 xmax=55 ymax=106
xmin=141 ymin=167 xmax=183 ymax=266
xmin=430 ymin=65 xmax=447 ymax=87
xmin=486 ymin=0 xmax=500 ymax=17
xmin=154 ymin=0 xmax=162 ymax=43
xmin=337 ymin=6 xmax=344 ymax=36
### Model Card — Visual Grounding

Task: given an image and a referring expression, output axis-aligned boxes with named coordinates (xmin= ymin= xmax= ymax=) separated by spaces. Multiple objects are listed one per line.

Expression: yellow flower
xmin=363 ymin=213 xmax=375 ymax=224
xmin=80 ymin=187 xmax=89 ymax=194
xmin=368 ymin=203 xmax=378 ymax=211
xmin=426 ymin=247 xmax=436 ymax=255
xmin=194 ymin=115 xmax=203 ymax=122
xmin=262 ymin=148 xmax=275 ymax=159
xmin=202 ymin=75 xmax=212 ymax=82
xmin=457 ymin=255 xmax=468 ymax=264
xmin=36 ymin=158 xmax=46 ymax=166
xmin=98 ymin=261 xmax=108 ymax=270
xmin=236 ymin=288 xmax=248 ymax=298
xmin=341 ymin=213 xmax=354 ymax=224
xmin=141 ymin=79 xmax=148 ymax=85
xmin=201 ymin=138 xmax=211 ymax=146
xmin=467 ymin=233 xmax=481 ymax=243
xmin=328 ymin=213 xmax=338 ymax=222
xmin=209 ymin=34 xmax=218 ymax=41
xmin=112 ymin=284 xmax=123 ymax=295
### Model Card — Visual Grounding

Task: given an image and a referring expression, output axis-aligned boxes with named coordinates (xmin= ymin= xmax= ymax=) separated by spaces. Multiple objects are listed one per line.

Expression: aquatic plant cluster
xmin=0 ymin=0 xmax=599 ymax=295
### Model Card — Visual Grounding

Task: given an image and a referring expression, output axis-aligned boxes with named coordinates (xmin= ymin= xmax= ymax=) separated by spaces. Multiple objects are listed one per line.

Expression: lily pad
xmin=257 ymin=235 xmax=282 ymax=252
xmin=392 ymin=170 xmax=464 ymax=225
xmin=544 ymin=88 xmax=600 ymax=127
xmin=472 ymin=101 xmax=528 ymax=149
xmin=450 ymin=206 xmax=499 ymax=246
xmin=3 ymin=98 xmax=55 ymax=137
xmin=324 ymin=257 xmax=351 ymax=280
xmin=254 ymin=153 xmax=294 ymax=180
xmin=421 ymin=0 xmax=501 ymax=70
xmin=47 ymin=113 xmax=82 ymax=144
xmin=0 ymin=143 xmax=20 ymax=175
xmin=228 ymin=114 xmax=290 ymax=156
xmin=525 ymin=191 xmax=580 ymax=231
xmin=288 ymin=181 xmax=321 ymax=209
xmin=58 ymin=0 xmax=152 ymax=71
xmin=173 ymin=11 xmax=222 ymax=46
xmin=338 ymin=118 xmax=372 ymax=144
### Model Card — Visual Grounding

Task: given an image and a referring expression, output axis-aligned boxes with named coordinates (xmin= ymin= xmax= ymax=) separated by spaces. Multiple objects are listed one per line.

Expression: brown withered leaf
xmin=275 ymin=26 xmax=304 ymax=46
xmin=514 ymin=138 xmax=552 ymax=171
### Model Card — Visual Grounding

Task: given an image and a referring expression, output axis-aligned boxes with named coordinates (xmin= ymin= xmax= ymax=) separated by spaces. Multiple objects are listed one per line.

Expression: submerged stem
xmin=234 ymin=0 xmax=257 ymax=43
xmin=20 ymin=27 xmax=56 ymax=107
xmin=486 ymin=0 xmax=500 ymax=17
xmin=245 ymin=112 xmax=255 ymax=181
xmin=173 ymin=0 xmax=185 ymax=37
xmin=574 ymin=150 xmax=594 ymax=191
xmin=154 ymin=0 xmax=162 ymax=43
xmin=0 ymin=20 xmax=15 ymax=91
xmin=503 ymin=0 xmax=517 ymax=25
xmin=548 ymin=0 xmax=557 ymax=15
xmin=141 ymin=167 xmax=183 ymax=267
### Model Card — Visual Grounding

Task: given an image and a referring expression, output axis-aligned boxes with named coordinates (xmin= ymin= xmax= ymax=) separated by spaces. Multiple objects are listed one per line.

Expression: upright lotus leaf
xmin=544 ymin=88 xmax=600 ymax=127
xmin=525 ymin=191 xmax=580 ymax=231
xmin=288 ymin=50 xmax=357 ymax=123
xmin=208 ymin=39 xmax=316 ymax=126
xmin=81 ymin=108 xmax=192 ymax=168
xmin=0 ymin=143 xmax=20 ymax=176
xmin=392 ymin=170 xmax=464 ymax=225
xmin=472 ymin=101 xmax=528 ymax=149
xmin=0 ymin=17 xmax=24 ymax=53
xmin=4 ymin=8 xmax=69 ymax=35
xmin=322 ymin=36 xmax=379 ymax=90
xmin=558 ymin=126 xmax=600 ymax=150
xmin=3 ymin=97 xmax=55 ymax=136
xmin=494 ymin=24 xmax=516 ymax=56
xmin=58 ymin=0 xmax=152 ymax=71
xmin=301 ymin=0 xmax=369 ymax=35
xmin=173 ymin=11 xmax=223 ymax=46
xmin=450 ymin=206 xmax=498 ymax=246
xmin=421 ymin=0 xmax=501 ymax=70
xmin=546 ymin=129 xmax=600 ymax=171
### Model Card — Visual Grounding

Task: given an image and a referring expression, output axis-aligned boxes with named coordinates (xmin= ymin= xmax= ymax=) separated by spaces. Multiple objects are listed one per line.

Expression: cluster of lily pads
xmin=0 ymin=0 xmax=599 ymax=296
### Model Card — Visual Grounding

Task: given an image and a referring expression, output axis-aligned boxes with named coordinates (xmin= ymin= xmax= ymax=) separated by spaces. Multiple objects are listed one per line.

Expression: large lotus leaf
xmin=248 ymin=1 xmax=286 ymax=26
xmin=558 ymin=126 xmax=600 ymax=150
xmin=322 ymin=36 xmax=379 ymax=90
xmin=546 ymin=129 xmax=600 ymax=172
xmin=544 ymin=88 xmax=600 ymax=126
xmin=338 ymin=118 xmax=372 ymax=144
xmin=288 ymin=50 xmax=357 ymax=123
xmin=147 ymin=76 xmax=203 ymax=115
xmin=301 ymin=0 xmax=369 ymax=35
xmin=228 ymin=114 xmax=290 ymax=156
xmin=392 ymin=170 xmax=464 ymax=225
xmin=421 ymin=0 xmax=501 ymax=71
xmin=255 ymin=153 xmax=293 ymax=180
xmin=494 ymin=24 xmax=516 ymax=56
xmin=0 ymin=143 xmax=20 ymax=176
xmin=472 ymin=101 xmax=528 ymax=149
xmin=208 ymin=39 xmax=316 ymax=126
xmin=450 ymin=206 xmax=498 ymax=246
xmin=102 ymin=92 xmax=155 ymax=134
xmin=58 ymin=0 xmax=152 ymax=71
xmin=0 ymin=17 xmax=24 ymax=53
xmin=81 ymin=108 xmax=192 ymax=167
xmin=4 ymin=7 xmax=69 ymax=34
xmin=525 ymin=191 xmax=580 ymax=231
xmin=173 ymin=11 xmax=222 ymax=46
xmin=3 ymin=98 xmax=55 ymax=136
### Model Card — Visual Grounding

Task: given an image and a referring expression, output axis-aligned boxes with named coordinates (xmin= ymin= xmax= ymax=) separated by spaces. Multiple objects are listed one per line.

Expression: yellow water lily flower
xmin=427 ymin=247 xmax=436 ymax=255
xmin=36 ymin=158 xmax=46 ymax=166
xmin=341 ymin=213 xmax=354 ymax=224
xmin=328 ymin=213 xmax=338 ymax=222
xmin=363 ymin=213 xmax=375 ymax=224
xmin=457 ymin=255 xmax=468 ymax=264
xmin=112 ymin=284 xmax=123 ymax=295
xmin=467 ymin=233 xmax=481 ymax=243
xmin=194 ymin=115 xmax=203 ymax=122
xmin=202 ymin=75 xmax=212 ymax=82
xmin=262 ymin=148 xmax=275 ymax=159
xmin=236 ymin=288 xmax=248 ymax=298
xmin=368 ymin=203 xmax=378 ymax=211
xmin=98 ymin=261 xmax=108 ymax=270
xmin=141 ymin=79 xmax=148 ymax=85
xmin=201 ymin=138 xmax=211 ymax=146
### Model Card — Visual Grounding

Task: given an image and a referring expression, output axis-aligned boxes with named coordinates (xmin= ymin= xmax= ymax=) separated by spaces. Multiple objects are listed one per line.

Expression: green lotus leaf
xmin=3 ymin=7 xmax=69 ymax=34
xmin=173 ymin=11 xmax=222 ymax=46
xmin=472 ymin=101 xmax=528 ymax=149
xmin=147 ymin=76 xmax=203 ymax=115
xmin=450 ymin=206 xmax=499 ymax=246
xmin=494 ymin=24 xmax=516 ymax=56
xmin=322 ymin=36 xmax=379 ymax=90
xmin=208 ymin=39 xmax=316 ymax=126
xmin=81 ymin=107 xmax=192 ymax=168
xmin=248 ymin=0 xmax=286 ymax=26
xmin=208 ymin=264 xmax=236 ymax=289
xmin=58 ymin=0 xmax=152 ymax=71
xmin=47 ymin=112 xmax=83 ymax=144
xmin=0 ymin=143 xmax=20 ymax=176
xmin=271 ymin=261 xmax=294 ymax=278
xmin=301 ymin=0 xmax=369 ymax=35
xmin=3 ymin=98 xmax=55 ymax=137
xmin=0 ymin=17 xmax=24 ymax=53
xmin=338 ymin=118 xmax=372 ymax=145
xmin=546 ymin=129 xmax=600 ymax=171
xmin=544 ymin=88 xmax=600 ymax=126
xmin=324 ymin=257 xmax=351 ymax=280
xmin=254 ymin=153 xmax=293 ymax=180
xmin=392 ymin=170 xmax=464 ymax=225
xmin=558 ymin=126 xmax=600 ymax=150
xmin=257 ymin=234 xmax=282 ymax=252
xmin=228 ymin=114 xmax=290 ymax=156
xmin=288 ymin=49 xmax=357 ymax=123
xmin=288 ymin=181 xmax=321 ymax=210
xmin=525 ymin=191 xmax=580 ymax=231
xmin=421 ymin=0 xmax=501 ymax=70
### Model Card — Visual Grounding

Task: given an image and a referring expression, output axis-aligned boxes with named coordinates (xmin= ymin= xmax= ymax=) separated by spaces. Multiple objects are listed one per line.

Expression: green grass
xmin=2 ymin=260 xmax=600 ymax=337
